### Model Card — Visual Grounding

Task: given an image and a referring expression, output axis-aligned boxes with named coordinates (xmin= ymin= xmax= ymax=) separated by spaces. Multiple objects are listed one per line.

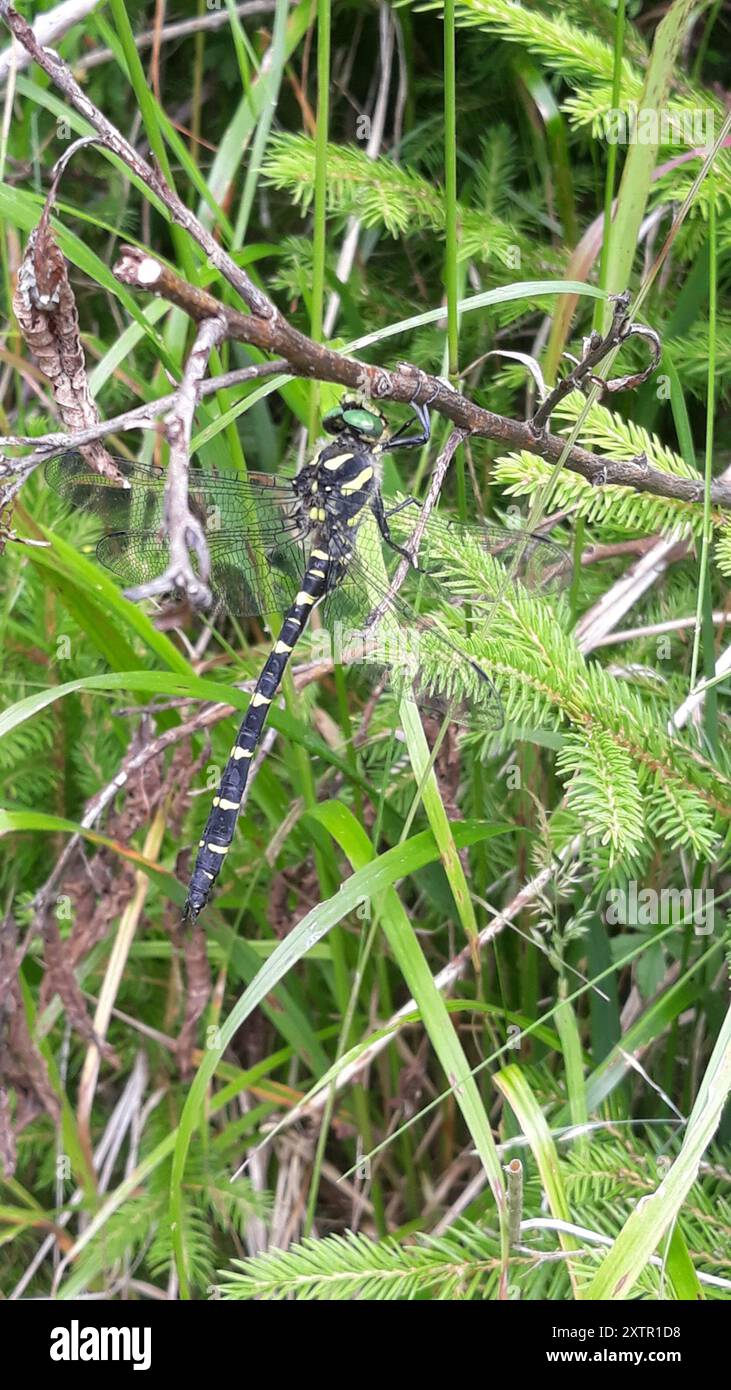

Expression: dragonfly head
xmin=322 ymin=394 xmax=388 ymax=444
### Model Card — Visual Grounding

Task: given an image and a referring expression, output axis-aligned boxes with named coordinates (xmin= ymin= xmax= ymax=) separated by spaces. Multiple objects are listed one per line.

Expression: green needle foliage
xmin=217 ymin=1137 xmax=731 ymax=1300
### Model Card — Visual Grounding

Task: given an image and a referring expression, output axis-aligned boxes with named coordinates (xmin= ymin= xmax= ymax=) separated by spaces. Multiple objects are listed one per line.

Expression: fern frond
xmin=645 ymin=778 xmax=719 ymax=857
xmin=564 ymin=87 xmax=725 ymax=150
xmin=263 ymin=134 xmax=530 ymax=270
xmin=380 ymin=512 xmax=730 ymax=866
xmin=668 ymin=316 xmax=731 ymax=401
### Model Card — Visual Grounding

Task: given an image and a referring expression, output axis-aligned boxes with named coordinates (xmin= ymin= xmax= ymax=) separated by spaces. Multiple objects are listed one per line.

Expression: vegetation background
xmin=0 ymin=0 xmax=730 ymax=1301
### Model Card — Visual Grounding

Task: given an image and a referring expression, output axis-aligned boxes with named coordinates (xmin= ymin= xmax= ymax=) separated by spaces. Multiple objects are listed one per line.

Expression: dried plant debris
xmin=173 ymin=923 xmax=212 ymax=1076
xmin=41 ymin=913 xmax=119 ymax=1066
xmin=268 ymin=863 xmax=322 ymax=939
xmin=0 ymin=914 xmax=60 ymax=1177
xmin=13 ymin=192 xmax=119 ymax=478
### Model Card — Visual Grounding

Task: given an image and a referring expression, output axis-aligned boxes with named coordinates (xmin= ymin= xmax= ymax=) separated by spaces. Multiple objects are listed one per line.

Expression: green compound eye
xmin=342 ymin=407 xmax=384 ymax=436
xmin=322 ymin=406 xmax=345 ymax=434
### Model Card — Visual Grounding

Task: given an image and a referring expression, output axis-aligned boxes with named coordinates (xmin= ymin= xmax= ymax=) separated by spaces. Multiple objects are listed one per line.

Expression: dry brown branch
xmin=530 ymin=292 xmax=661 ymax=434
xmin=0 ymin=2 xmax=286 ymax=316
xmin=0 ymin=360 xmax=290 ymax=484
xmin=110 ymin=246 xmax=726 ymax=511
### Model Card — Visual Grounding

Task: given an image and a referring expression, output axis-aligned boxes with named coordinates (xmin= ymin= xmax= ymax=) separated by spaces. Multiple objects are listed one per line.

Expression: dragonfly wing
xmin=45 ymin=453 xmax=301 ymax=536
xmin=208 ymin=534 xmax=309 ymax=616
xmin=46 ymin=454 xmax=166 ymax=531
xmin=48 ymin=452 xmax=310 ymax=615
xmin=386 ymin=501 xmax=571 ymax=594
xmin=96 ymin=528 xmax=308 ymax=616
xmin=322 ymin=534 xmax=504 ymax=731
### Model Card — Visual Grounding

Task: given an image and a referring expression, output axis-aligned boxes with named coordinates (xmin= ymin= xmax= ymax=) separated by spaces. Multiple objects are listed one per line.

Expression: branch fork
xmin=530 ymin=292 xmax=662 ymax=437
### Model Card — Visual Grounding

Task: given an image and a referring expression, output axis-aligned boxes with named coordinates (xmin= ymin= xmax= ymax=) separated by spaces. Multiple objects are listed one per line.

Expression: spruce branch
xmin=449 ymin=0 xmax=642 ymax=87
xmin=264 ymin=132 xmax=528 ymax=269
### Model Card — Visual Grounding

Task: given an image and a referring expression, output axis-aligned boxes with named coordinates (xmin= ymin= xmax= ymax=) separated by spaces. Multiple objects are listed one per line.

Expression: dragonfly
xmin=45 ymin=394 xmax=567 ymax=922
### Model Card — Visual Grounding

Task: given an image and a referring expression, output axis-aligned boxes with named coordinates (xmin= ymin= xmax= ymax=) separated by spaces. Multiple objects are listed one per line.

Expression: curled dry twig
xmin=121 ymin=313 xmax=228 ymax=608
xmin=11 ymin=140 xmax=119 ymax=481
xmin=530 ymin=291 xmax=662 ymax=434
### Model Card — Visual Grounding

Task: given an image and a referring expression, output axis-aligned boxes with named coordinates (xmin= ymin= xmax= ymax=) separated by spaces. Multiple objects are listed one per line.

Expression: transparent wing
xmin=95 ymin=529 xmax=309 ymax=615
xmin=386 ymin=500 xmax=571 ymax=595
xmin=320 ymin=523 xmax=505 ymax=731
xmin=46 ymin=452 xmax=308 ymax=615
xmin=45 ymin=452 xmax=302 ymax=536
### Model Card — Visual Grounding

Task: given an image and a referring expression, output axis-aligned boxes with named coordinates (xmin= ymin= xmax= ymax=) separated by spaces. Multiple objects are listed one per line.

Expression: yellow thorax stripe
xmin=341 ymin=466 xmax=374 ymax=494
xmin=322 ymin=452 xmax=353 ymax=470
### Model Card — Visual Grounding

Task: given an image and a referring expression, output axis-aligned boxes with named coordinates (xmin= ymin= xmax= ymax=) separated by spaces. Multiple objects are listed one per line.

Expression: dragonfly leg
xmin=383 ymin=496 xmax=419 ymax=521
xmin=383 ymin=401 xmax=431 ymax=453
xmin=373 ymin=493 xmax=424 ymax=569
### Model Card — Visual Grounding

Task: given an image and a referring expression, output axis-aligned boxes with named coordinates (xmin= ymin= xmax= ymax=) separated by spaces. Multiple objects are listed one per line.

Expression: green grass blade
xmin=602 ymin=0 xmax=696 ymax=325
xmin=443 ymin=0 xmax=459 ymax=377
xmin=311 ymin=800 xmax=510 ymax=1265
xmin=494 ymin=1062 xmax=581 ymax=1296
xmin=399 ymin=697 xmax=480 ymax=958
xmin=167 ymin=809 xmax=509 ymax=1295
xmin=585 ymin=999 xmax=731 ymax=1300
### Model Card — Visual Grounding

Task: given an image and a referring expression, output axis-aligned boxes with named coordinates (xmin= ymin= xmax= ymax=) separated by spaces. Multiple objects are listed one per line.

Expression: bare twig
xmin=121 ymin=315 xmax=228 ymax=607
xmin=0 ymin=360 xmax=289 ymax=476
xmin=2 ymin=1 xmax=727 ymax=526
xmin=506 ymin=1157 xmax=524 ymax=1252
xmin=591 ymin=611 xmax=731 ymax=648
xmin=69 ymin=2 xmax=282 ymax=75
xmin=0 ymin=3 xmax=272 ymax=315
xmin=530 ymin=291 xmax=661 ymax=435
xmin=0 ymin=0 xmax=99 ymax=81
xmin=323 ymin=2 xmax=395 ymax=338
xmin=110 ymin=247 xmax=727 ymax=514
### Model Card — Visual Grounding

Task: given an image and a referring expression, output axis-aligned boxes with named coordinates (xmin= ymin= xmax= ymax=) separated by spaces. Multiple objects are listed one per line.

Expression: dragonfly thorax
xmin=295 ymin=437 xmax=382 ymax=536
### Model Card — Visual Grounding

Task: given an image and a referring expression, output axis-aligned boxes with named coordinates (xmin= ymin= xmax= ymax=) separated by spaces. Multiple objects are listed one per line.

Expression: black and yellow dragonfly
xmin=45 ymin=395 xmax=566 ymax=921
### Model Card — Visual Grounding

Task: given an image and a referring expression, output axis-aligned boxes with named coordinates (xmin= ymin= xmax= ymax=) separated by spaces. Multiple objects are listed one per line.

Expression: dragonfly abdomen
xmin=183 ymin=551 xmax=332 ymax=921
